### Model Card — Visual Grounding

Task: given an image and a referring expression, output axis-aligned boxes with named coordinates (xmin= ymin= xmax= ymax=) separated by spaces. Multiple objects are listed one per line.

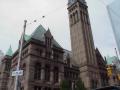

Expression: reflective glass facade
xmin=107 ymin=0 xmax=120 ymax=54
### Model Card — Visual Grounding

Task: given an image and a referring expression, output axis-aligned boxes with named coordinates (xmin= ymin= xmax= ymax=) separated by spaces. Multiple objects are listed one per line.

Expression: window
xmin=45 ymin=37 xmax=52 ymax=48
xmin=39 ymin=49 xmax=43 ymax=56
xmin=53 ymin=53 xmax=59 ymax=60
xmin=91 ymin=80 xmax=97 ymax=89
xmin=54 ymin=67 xmax=59 ymax=83
xmin=34 ymin=86 xmax=41 ymax=90
xmin=73 ymin=13 xmax=75 ymax=24
xmin=20 ymin=87 xmax=24 ymax=90
xmin=5 ymin=60 xmax=11 ymax=72
xmin=34 ymin=63 xmax=41 ymax=80
xmin=70 ymin=15 xmax=73 ymax=26
xmin=22 ymin=63 xmax=26 ymax=76
xmin=75 ymin=11 xmax=79 ymax=22
xmin=45 ymin=87 xmax=51 ymax=90
xmin=45 ymin=64 xmax=50 ymax=81
xmin=46 ymin=51 xmax=51 ymax=58
xmin=54 ymin=88 xmax=60 ymax=90
xmin=80 ymin=11 xmax=83 ymax=22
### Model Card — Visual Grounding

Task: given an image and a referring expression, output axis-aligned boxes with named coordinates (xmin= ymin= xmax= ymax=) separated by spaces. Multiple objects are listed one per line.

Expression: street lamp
xmin=13 ymin=16 xmax=45 ymax=90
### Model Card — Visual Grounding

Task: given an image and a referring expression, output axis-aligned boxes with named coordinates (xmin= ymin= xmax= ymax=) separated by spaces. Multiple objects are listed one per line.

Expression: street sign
xmin=12 ymin=70 xmax=23 ymax=76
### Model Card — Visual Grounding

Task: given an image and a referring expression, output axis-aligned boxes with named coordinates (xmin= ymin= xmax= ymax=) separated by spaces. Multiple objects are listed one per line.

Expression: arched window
xmin=75 ymin=11 xmax=79 ymax=22
xmin=70 ymin=15 xmax=73 ymax=25
xmin=80 ymin=11 xmax=83 ymax=22
xmin=73 ymin=13 xmax=75 ymax=24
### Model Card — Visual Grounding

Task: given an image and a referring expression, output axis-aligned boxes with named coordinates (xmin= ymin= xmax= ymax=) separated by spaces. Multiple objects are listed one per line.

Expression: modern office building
xmin=107 ymin=0 xmax=120 ymax=54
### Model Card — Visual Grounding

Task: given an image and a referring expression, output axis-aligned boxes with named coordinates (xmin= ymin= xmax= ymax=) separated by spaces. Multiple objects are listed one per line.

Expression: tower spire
xmin=6 ymin=45 xmax=13 ymax=57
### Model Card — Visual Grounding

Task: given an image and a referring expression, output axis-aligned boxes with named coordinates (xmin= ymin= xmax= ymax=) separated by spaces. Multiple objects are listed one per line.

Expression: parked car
xmin=93 ymin=86 xmax=120 ymax=90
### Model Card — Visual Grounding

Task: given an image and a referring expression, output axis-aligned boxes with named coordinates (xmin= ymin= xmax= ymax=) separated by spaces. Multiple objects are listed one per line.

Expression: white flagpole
xmin=14 ymin=20 xmax=27 ymax=90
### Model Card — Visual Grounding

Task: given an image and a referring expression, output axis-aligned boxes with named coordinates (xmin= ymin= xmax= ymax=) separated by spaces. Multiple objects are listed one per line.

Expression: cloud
xmin=0 ymin=0 xmax=118 ymax=57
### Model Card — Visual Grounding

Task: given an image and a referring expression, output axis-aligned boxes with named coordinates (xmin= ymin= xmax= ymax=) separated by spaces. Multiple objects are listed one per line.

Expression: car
xmin=93 ymin=86 xmax=120 ymax=90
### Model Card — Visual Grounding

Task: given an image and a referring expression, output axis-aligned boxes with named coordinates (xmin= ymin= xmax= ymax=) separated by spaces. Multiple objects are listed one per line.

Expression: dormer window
xmin=45 ymin=37 xmax=52 ymax=48
xmin=44 ymin=29 xmax=53 ymax=48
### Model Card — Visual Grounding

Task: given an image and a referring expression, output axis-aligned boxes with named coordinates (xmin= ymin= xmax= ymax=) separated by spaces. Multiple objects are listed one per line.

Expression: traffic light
xmin=107 ymin=65 xmax=112 ymax=77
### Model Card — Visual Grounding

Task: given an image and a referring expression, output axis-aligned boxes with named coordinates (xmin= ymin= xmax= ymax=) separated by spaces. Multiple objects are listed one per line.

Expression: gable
xmin=30 ymin=25 xmax=62 ymax=48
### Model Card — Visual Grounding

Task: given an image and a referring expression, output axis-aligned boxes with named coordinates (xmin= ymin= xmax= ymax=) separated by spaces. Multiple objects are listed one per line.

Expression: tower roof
xmin=31 ymin=25 xmax=62 ymax=48
xmin=6 ymin=46 xmax=13 ymax=57
xmin=24 ymin=34 xmax=31 ymax=41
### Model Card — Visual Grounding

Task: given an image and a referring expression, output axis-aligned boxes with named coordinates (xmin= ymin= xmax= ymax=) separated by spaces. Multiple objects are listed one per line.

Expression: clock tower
xmin=67 ymin=0 xmax=101 ymax=89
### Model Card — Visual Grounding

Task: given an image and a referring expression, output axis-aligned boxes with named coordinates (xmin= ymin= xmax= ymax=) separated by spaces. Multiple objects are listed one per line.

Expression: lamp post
xmin=14 ymin=20 xmax=27 ymax=90
xmin=13 ymin=16 xmax=45 ymax=90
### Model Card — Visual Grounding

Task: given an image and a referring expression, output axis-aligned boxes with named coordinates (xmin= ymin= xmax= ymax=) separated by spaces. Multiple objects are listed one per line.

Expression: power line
xmin=27 ymin=4 xmax=66 ymax=25
xmin=44 ymin=4 xmax=66 ymax=17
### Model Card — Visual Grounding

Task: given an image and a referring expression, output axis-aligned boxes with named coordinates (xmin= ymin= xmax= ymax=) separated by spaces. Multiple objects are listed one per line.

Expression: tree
xmin=75 ymin=78 xmax=86 ymax=90
xmin=60 ymin=79 xmax=70 ymax=90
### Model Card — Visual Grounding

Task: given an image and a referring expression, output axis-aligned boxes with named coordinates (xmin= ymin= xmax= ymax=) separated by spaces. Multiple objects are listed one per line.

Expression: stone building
xmin=0 ymin=47 xmax=13 ymax=90
xmin=0 ymin=25 xmax=79 ymax=90
xmin=95 ymin=48 xmax=108 ymax=87
xmin=0 ymin=0 xmax=109 ymax=89
xmin=67 ymin=0 xmax=108 ymax=89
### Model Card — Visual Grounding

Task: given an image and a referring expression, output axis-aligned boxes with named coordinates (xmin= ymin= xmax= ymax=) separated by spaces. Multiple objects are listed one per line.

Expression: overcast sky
xmin=0 ymin=0 xmax=118 ymax=57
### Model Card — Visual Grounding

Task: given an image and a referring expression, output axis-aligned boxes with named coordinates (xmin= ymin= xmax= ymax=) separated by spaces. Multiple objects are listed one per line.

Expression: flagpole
xmin=14 ymin=20 xmax=27 ymax=90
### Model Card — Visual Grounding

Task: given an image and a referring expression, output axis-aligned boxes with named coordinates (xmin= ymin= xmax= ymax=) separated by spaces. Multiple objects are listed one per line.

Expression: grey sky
xmin=0 ymin=0 xmax=118 ymax=57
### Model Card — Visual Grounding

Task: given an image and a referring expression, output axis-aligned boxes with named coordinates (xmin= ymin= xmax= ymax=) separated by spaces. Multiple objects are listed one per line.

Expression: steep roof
xmin=6 ymin=46 xmax=13 ymax=57
xmin=31 ymin=25 xmax=46 ymax=42
xmin=24 ymin=34 xmax=31 ymax=41
xmin=30 ymin=25 xmax=62 ymax=48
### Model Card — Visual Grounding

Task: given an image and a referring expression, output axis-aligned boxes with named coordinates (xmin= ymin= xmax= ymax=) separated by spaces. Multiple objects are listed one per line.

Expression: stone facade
xmin=0 ymin=55 xmax=12 ymax=90
xmin=67 ymin=0 xmax=108 ymax=89
xmin=95 ymin=48 xmax=108 ymax=87
xmin=0 ymin=25 xmax=79 ymax=90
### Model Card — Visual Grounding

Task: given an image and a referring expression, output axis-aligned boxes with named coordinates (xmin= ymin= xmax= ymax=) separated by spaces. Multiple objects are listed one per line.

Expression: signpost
xmin=14 ymin=20 xmax=27 ymax=90
xmin=12 ymin=70 xmax=23 ymax=77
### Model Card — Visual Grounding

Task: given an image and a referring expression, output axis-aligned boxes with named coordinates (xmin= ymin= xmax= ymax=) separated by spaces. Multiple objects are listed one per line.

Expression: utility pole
xmin=14 ymin=20 xmax=27 ymax=90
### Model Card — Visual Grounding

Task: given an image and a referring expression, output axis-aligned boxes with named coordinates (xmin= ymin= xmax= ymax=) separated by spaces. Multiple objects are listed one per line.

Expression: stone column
xmin=50 ymin=66 xmax=54 ymax=83
xmin=41 ymin=63 xmax=45 ymax=81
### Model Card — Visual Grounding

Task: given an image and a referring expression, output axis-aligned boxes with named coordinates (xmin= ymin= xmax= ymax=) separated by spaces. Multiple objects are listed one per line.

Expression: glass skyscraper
xmin=107 ymin=0 xmax=120 ymax=54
